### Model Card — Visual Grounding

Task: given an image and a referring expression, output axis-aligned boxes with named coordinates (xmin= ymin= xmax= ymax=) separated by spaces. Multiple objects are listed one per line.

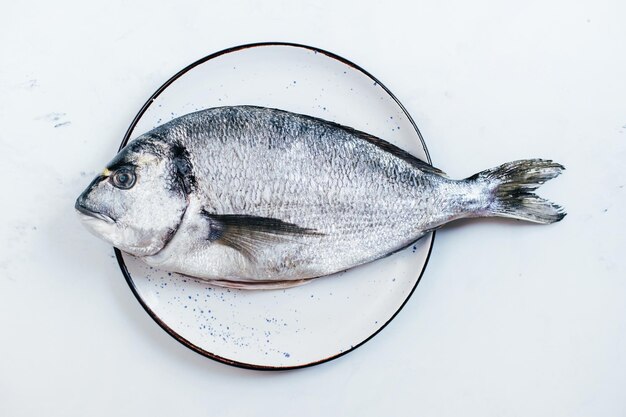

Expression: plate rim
xmin=114 ymin=41 xmax=436 ymax=371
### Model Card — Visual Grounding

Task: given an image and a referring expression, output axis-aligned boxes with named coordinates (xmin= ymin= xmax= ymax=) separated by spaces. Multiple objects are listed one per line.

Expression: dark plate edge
xmin=114 ymin=41 xmax=436 ymax=371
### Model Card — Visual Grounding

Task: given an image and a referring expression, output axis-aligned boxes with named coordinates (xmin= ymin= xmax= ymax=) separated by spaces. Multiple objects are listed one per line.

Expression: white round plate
xmin=116 ymin=43 xmax=435 ymax=369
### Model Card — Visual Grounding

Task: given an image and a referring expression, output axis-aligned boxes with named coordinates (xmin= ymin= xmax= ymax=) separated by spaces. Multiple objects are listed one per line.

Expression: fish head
xmin=75 ymin=136 xmax=189 ymax=256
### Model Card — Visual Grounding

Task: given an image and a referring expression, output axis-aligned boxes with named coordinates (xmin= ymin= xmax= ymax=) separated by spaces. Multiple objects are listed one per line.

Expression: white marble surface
xmin=1 ymin=0 xmax=624 ymax=416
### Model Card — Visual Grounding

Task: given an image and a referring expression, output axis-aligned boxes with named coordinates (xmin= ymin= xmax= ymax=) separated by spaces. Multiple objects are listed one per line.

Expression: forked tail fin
xmin=469 ymin=159 xmax=566 ymax=224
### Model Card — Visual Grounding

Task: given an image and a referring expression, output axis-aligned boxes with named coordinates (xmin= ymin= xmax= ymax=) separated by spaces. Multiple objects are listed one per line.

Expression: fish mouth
xmin=75 ymin=199 xmax=115 ymax=223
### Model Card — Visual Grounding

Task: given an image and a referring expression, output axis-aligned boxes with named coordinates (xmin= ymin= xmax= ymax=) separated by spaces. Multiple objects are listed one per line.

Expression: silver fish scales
xmin=76 ymin=106 xmax=565 ymax=289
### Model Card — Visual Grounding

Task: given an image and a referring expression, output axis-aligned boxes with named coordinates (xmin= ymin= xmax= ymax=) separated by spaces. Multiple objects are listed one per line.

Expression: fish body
xmin=76 ymin=106 xmax=564 ymax=288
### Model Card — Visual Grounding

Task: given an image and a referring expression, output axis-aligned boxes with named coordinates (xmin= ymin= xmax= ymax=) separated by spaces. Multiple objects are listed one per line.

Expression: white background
xmin=1 ymin=0 xmax=625 ymax=416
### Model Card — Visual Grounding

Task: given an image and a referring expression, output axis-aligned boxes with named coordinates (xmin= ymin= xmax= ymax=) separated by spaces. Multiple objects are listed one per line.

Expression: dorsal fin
xmin=287 ymin=108 xmax=446 ymax=177
xmin=352 ymin=130 xmax=446 ymax=176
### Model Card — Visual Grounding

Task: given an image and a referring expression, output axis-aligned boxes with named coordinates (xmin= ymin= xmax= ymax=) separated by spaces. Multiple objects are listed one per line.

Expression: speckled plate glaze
xmin=116 ymin=42 xmax=435 ymax=370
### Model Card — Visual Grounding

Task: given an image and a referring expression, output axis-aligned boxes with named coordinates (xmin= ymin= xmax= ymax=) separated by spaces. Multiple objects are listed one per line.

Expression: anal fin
xmin=206 ymin=278 xmax=313 ymax=290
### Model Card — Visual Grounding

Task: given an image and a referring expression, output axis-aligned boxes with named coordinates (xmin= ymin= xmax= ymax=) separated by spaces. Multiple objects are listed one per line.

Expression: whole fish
xmin=76 ymin=106 xmax=564 ymax=289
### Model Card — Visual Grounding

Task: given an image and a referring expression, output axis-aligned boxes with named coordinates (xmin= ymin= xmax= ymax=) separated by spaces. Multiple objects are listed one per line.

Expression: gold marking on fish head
xmin=137 ymin=155 xmax=155 ymax=164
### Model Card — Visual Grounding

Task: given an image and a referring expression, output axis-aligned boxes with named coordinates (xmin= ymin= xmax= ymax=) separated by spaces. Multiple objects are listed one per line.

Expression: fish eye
xmin=111 ymin=167 xmax=136 ymax=190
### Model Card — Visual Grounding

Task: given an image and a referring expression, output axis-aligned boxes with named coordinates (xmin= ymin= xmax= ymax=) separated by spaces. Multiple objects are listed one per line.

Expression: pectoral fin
xmin=201 ymin=212 xmax=322 ymax=261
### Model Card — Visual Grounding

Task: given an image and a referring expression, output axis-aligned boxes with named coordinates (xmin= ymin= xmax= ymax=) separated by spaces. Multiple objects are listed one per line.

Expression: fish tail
xmin=470 ymin=159 xmax=566 ymax=224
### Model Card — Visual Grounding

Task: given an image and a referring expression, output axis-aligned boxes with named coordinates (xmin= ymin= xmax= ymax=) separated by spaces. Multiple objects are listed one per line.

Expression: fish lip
xmin=74 ymin=199 xmax=115 ymax=224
